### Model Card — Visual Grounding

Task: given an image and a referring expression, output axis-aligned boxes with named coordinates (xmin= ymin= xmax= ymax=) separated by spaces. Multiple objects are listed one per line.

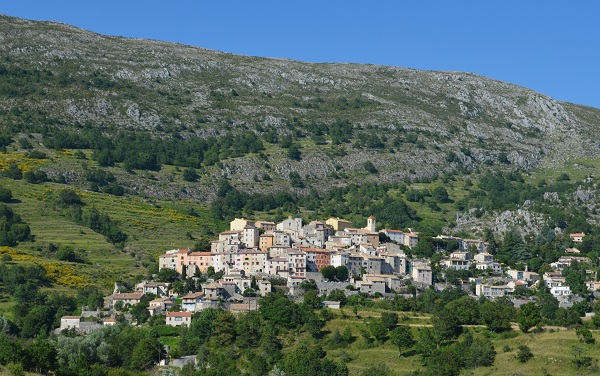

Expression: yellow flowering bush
xmin=0 ymin=246 xmax=39 ymax=262
xmin=0 ymin=152 xmax=46 ymax=172
xmin=42 ymin=262 xmax=92 ymax=288
xmin=0 ymin=247 xmax=91 ymax=288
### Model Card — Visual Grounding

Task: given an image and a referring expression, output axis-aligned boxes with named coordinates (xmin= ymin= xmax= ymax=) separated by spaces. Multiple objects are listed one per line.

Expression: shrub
xmin=27 ymin=150 xmax=47 ymax=159
xmin=573 ymin=356 xmax=593 ymax=369
xmin=58 ymin=189 xmax=83 ymax=206
xmin=288 ymin=171 xmax=304 ymax=188
xmin=516 ymin=345 xmax=533 ymax=363
xmin=3 ymin=163 xmax=22 ymax=180
xmin=363 ymin=161 xmax=378 ymax=174
xmin=182 ymin=167 xmax=199 ymax=182
xmin=56 ymin=247 xmax=87 ymax=263
xmin=0 ymin=187 xmax=12 ymax=202
xmin=576 ymin=327 xmax=595 ymax=344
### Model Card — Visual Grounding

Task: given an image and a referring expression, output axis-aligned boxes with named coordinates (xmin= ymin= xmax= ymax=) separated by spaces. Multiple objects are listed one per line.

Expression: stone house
xmin=412 ymin=264 xmax=433 ymax=286
xmin=60 ymin=316 xmax=81 ymax=331
xmin=181 ymin=292 xmax=205 ymax=312
xmin=166 ymin=311 xmax=192 ymax=327
xmin=136 ymin=281 xmax=169 ymax=296
xmin=111 ymin=292 xmax=144 ymax=309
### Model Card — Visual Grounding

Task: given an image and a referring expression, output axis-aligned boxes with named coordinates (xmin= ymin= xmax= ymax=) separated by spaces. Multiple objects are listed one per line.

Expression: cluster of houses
xmin=60 ymin=215 xmax=595 ymax=333
xmin=159 ymin=216 xmax=418 ymax=287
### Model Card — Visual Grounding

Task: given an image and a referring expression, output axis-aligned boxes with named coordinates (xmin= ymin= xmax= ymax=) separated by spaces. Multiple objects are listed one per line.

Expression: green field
xmin=318 ymin=308 xmax=600 ymax=376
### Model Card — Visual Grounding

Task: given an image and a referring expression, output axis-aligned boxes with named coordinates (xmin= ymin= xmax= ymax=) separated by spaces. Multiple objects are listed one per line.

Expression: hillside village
xmin=61 ymin=215 xmax=596 ymax=337
xmin=3 ymin=13 xmax=600 ymax=376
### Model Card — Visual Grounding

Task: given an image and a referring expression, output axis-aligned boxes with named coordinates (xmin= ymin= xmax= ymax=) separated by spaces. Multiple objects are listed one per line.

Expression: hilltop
xmin=1 ymin=15 xmax=600 ymax=202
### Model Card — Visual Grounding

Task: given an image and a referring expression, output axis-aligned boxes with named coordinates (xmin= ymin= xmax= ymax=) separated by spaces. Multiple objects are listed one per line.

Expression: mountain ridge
xmin=1 ymin=14 xmax=600 ymax=201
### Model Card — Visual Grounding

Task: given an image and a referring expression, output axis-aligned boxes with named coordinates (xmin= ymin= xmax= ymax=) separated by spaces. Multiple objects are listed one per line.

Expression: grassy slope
xmin=1 ymin=149 xmax=228 ymax=291
xmin=320 ymin=308 xmax=600 ymax=376
xmin=4 ymin=145 xmax=600 ymax=290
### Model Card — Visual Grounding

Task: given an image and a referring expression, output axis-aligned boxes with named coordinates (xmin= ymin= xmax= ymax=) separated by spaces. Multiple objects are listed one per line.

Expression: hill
xmin=1 ymin=14 xmax=600 ymax=202
xmin=2 ymin=15 xmax=600 ymax=376
xmin=1 ymin=15 xmax=600 ymax=287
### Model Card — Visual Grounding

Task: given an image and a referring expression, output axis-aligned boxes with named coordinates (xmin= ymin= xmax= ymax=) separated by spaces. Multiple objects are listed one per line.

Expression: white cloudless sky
xmin=2 ymin=1 xmax=599 ymax=108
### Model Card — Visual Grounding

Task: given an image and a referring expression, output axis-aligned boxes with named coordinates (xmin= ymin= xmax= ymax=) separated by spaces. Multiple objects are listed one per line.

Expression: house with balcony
xmin=476 ymin=284 xmax=512 ymax=298
xmin=181 ymin=292 xmax=205 ymax=312
xmin=287 ymin=249 xmax=307 ymax=278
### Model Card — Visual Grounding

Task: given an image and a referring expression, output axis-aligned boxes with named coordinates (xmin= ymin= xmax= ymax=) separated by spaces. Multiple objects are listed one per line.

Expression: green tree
xmin=281 ymin=342 xmax=348 ymax=376
xmin=56 ymin=247 xmax=86 ymax=263
xmin=208 ymin=311 xmax=237 ymax=349
xmin=130 ymin=301 xmax=151 ymax=325
xmin=179 ymin=308 xmax=220 ymax=354
xmin=321 ymin=265 xmax=336 ymax=281
xmin=193 ymin=236 xmax=212 ymax=252
xmin=130 ymin=339 xmax=159 ymax=370
xmin=445 ymin=296 xmax=479 ymax=325
xmin=479 ymin=297 xmax=514 ymax=332
xmin=287 ymin=143 xmax=302 ymax=161
xmin=20 ymin=306 xmax=54 ymax=338
xmin=25 ymin=336 xmax=57 ymax=374
xmin=537 ymin=290 xmax=559 ymax=321
xmin=182 ymin=168 xmax=199 ymax=182
xmin=464 ymin=336 xmax=496 ymax=368
xmin=341 ymin=327 xmax=354 ymax=344
xmin=497 ymin=228 xmax=531 ymax=265
xmin=246 ymin=353 xmax=268 ymax=376
xmin=432 ymin=186 xmax=451 ymax=203
xmin=328 ymin=329 xmax=345 ymax=348
xmin=260 ymin=323 xmax=282 ymax=366
xmin=157 ymin=268 xmax=179 ymax=282
xmin=303 ymin=289 xmax=322 ymax=308
xmin=235 ymin=311 xmax=262 ymax=349
xmin=207 ymin=266 xmax=215 ymax=277
xmin=380 ymin=311 xmax=398 ymax=331
xmin=412 ymin=236 xmax=435 ymax=258
xmin=517 ymin=302 xmax=541 ymax=333
xmin=303 ymin=309 xmax=325 ymax=339
xmin=0 ymin=204 xmax=32 ymax=246
xmin=425 ymin=346 xmax=463 ymax=376
xmin=368 ymin=319 xmax=388 ymax=342
xmin=564 ymin=261 xmax=588 ymax=295
xmin=4 ymin=163 xmax=22 ymax=180
xmin=389 ymin=325 xmax=415 ymax=355
xmin=361 ymin=364 xmax=393 ymax=376
xmin=431 ymin=308 xmax=462 ymax=342
xmin=0 ymin=333 xmax=22 ymax=365
xmin=259 ymin=293 xmax=302 ymax=329
xmin=415 ymin=327 xmax=437 ymax=357
xmin=335 ymin=265 xmax=349 ymax=281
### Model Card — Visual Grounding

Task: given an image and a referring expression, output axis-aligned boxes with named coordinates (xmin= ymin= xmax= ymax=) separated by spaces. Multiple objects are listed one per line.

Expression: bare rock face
xmin=543 ymin=192 xmax=560 ymax=202
xmin=126 ymin=104 xmax=141 ymax=122
xmin=447 ymin=206 xmax=551 ymax=240
xmin=574 ymin=188 xmax=593 ymax=202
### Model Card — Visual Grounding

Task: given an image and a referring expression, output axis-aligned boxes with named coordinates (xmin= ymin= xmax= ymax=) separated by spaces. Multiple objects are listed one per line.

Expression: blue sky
xmin=2 ymin=1 xmax=599 ymax=108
